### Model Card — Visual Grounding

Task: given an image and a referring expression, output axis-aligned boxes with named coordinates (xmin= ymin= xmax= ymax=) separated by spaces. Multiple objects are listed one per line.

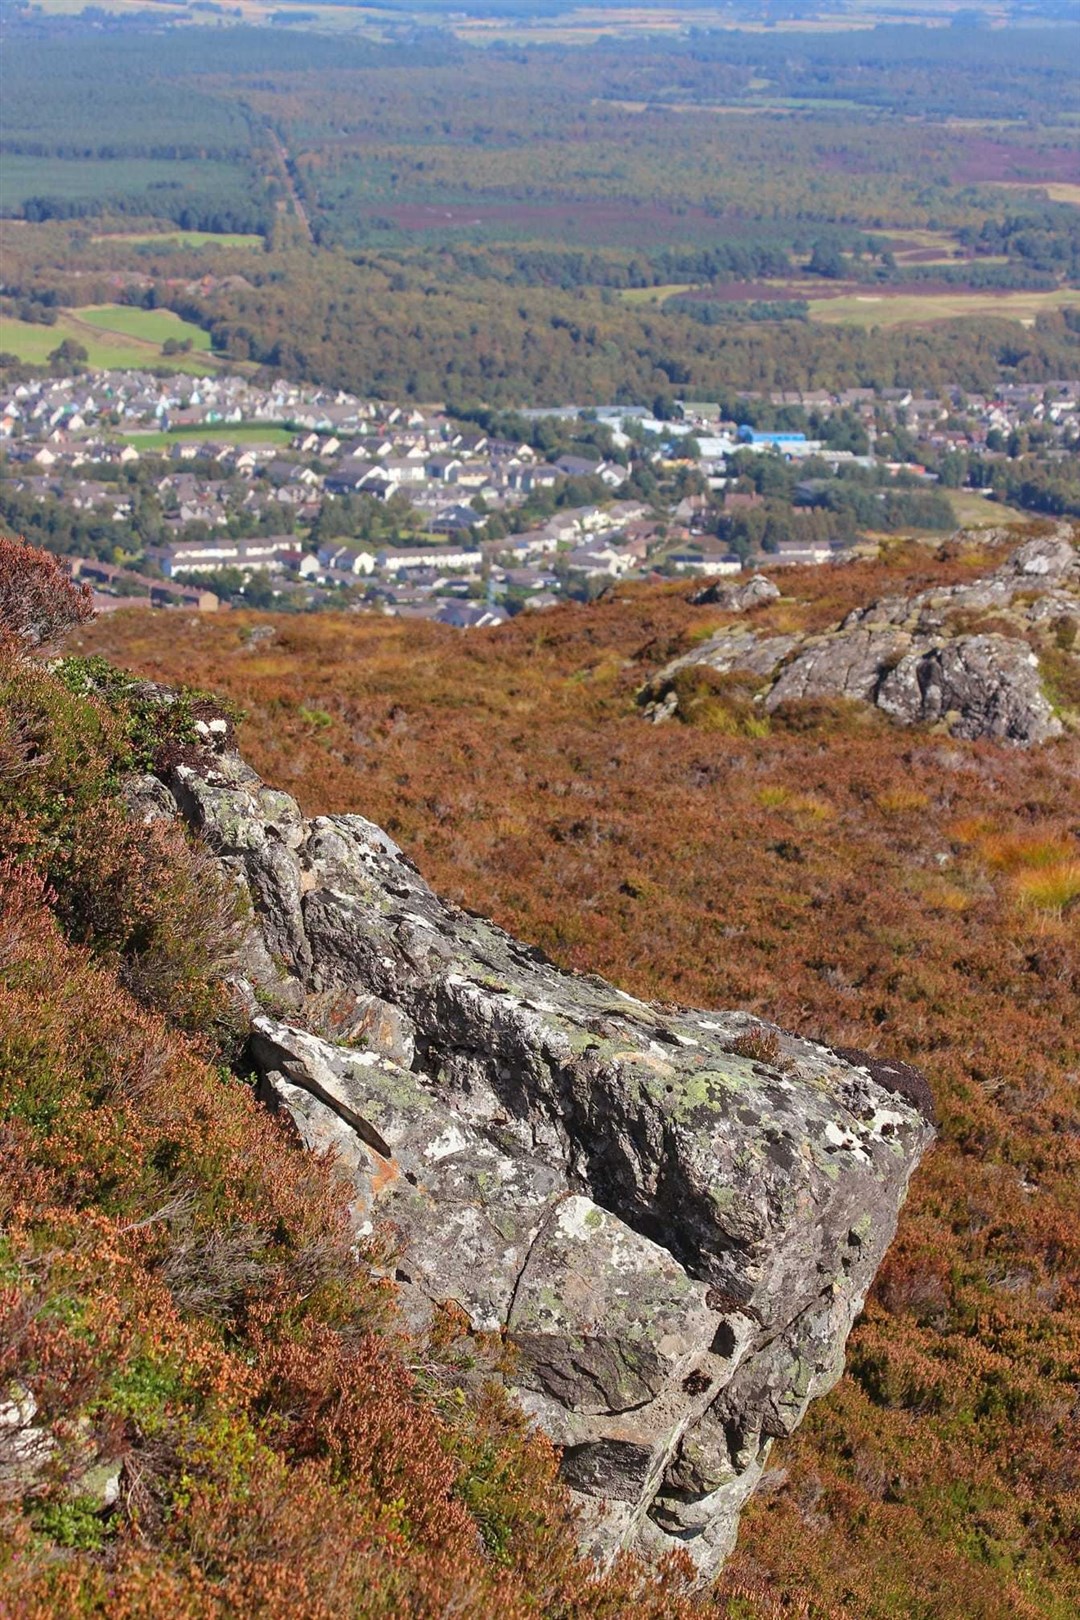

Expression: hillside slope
xmin=2 ymin=541 xmax=791 ymax=1619
xmin=76 ymin=526 xmax=1080 ymax=1620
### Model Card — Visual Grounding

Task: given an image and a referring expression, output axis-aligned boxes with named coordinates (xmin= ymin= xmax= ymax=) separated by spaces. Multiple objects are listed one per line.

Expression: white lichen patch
xmin=861 ymin=1106 xmax=911 ymax=1140
xmin=556 ymin=1194 xmax=606 ymax=1244
xmin=423 ymin=1124 xmax=471 ymax=1162
xmin=823 ymin=1120 xmax=870 ymax=1163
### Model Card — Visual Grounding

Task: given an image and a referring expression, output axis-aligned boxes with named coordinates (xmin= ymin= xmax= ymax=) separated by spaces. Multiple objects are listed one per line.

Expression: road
xmin=267 ymin=129 xmax=315 ymax=245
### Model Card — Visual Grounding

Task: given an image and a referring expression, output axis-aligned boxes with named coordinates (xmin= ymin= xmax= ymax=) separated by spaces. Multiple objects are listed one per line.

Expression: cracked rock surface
xmin=641 ymin=525 xmax=1079 ymax=745
xmin=145 ymin=737 xmax=935 ymax=1577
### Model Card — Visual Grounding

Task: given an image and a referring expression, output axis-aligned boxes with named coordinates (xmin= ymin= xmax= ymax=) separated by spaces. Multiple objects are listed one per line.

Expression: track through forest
xmin=266 ymin=129 xmax=314 ymax=245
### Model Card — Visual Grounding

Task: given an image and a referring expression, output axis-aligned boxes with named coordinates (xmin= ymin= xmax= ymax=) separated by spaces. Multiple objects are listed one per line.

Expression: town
xmin=2 ymin=367 xmax=1077 ymax=624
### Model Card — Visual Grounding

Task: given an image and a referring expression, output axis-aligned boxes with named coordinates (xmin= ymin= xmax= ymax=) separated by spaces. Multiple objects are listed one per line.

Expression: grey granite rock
xmin=689 ymin=574 xmax=781 ymax=611
xmin=876 ymin=634 xmax=1060 ymax=745
xmin=642 ymin=524 xmax=1078 ymax=744
xmin=156 ymin=733 xmax=935 ymax=1578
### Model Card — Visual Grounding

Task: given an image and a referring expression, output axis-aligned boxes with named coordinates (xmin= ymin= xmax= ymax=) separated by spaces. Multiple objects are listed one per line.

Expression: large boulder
xmin=876 ymin=634 xmax=1061 ymax=745
xmin=147 ymin=736 xmax=935 ymax=1578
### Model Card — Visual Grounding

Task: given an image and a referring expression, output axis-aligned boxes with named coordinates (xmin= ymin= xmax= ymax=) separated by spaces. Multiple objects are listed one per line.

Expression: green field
xmin=0 ymin=305 xmax=220 ymax=372
xmin=91 ymin=229 xmax=265 ymax=250
xmin=76 ymin=305 xmax=213 ymax=349
xmin=808 ymin=287 xmax=1080 ymax=329
xmin=947 ymin=489 xmax=1032 ymax=528
xmin=120 ymin=424 xmax=296 ymax=449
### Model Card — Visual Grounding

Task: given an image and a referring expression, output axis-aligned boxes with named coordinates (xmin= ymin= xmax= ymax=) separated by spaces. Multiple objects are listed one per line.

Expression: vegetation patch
xmin=76 ymin=528 xmax=1080 ymax=1618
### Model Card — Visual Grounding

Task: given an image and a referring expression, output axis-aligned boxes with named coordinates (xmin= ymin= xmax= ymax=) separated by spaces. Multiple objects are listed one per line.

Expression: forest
xmin=2 ymin=16 xmax=1079 ymax=402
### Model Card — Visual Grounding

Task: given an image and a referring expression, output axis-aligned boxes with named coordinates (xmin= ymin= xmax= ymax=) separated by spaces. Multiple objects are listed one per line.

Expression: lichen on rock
xmin=142 ymin=721 xmax=936 ymax=1579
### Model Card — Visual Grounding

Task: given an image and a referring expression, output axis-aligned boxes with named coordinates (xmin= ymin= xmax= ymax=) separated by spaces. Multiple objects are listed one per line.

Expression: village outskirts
xmin=2 ymin=367 xmax=1076 ymax=623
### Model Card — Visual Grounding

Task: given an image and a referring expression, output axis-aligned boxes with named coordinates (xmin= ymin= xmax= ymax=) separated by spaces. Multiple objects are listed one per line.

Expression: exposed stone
xmin=689 ymin=574 xmax=781 ymax=610
xmin=0 ymin=1382 xmax=55 ymax=1493
xmin=876 ymin=634 xmax=1060 ymax=746
xmin=641 ymin=524 xmax=1078 ymax=745
xmin=765 ymin=626 xmax=912 ymax=710
xmin=638 ymin=629 xmax=799 ymax=721
xmin=152 ymin=728 xmax=936 ymax=1578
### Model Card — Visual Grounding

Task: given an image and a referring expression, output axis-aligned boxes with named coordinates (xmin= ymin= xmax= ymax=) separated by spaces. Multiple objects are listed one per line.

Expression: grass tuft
xmin=1011 ymin=861 xmax=1080 ymax=914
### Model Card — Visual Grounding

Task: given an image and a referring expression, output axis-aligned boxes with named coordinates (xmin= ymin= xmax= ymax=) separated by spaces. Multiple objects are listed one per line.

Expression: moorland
xmin=71 ymin=527 xmax=1080 ymax=1620
xmin=1 ymin=4 xmax=1079 ymax=1616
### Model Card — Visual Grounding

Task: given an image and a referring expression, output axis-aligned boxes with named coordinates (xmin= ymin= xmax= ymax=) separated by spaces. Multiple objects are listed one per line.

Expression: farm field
xmin=0 ymin=305 xmax=219 ymax=372
xmin=75 ymin=305 xmax=212 ymax=349
xmin=945 ymin=489 xmax=1032 ymax=528
xmin=808 ymin=286 xmax=1080 ymax=328
xmin=90 ymin=228 xmax=265 ymax=249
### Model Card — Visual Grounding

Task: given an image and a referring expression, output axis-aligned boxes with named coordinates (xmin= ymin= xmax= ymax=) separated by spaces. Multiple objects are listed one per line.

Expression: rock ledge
xmin=641 ymin=526 xmax=1079 ymax=746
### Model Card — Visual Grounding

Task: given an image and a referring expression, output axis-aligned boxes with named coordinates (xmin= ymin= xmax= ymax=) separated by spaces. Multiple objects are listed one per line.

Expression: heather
xmin=76 ymin=527 xmax=1080 ymax=1619
xmin=0 ymin=538 xmax=796 ymax=1619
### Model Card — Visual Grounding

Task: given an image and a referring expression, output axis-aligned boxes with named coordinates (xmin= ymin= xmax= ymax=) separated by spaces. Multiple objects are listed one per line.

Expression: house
xmin=555 ymin=454 xmax=600 ymax=479
xmin=737 ymin=428 xmax=807 ymax=449
xmin=723 ymin=490 xmax=764 ymax=513
xmin=378 ymin=544 xmax=482 ymax=576
xmin=426 ymin=456 xmax=464 ymax=483
xmin=508 ymin=463 xmax=561 ymax=493
xmin=67 ymin=557 xmax=220 ymax=611
xmin=432 ymin=504 xmax=484 ymax=533
xmin=564 ymin=543 xmax=635 ymax=579
xmin=155 ymin=534 xmax=299 ymax=577
xmin=380 ymin=458 xmax=427 ymax=488
xmin=667 ymin=545 xmax=742 ymax=575
xmin=315 ymin=545 xmax=376 ymax=576
xmin=435 ymin=601 xmax=507 ymax=630
xmin=766 ymin=539 xmax=835 ymax=567
xmin=324 ymin=459 xmax=383 ymax=495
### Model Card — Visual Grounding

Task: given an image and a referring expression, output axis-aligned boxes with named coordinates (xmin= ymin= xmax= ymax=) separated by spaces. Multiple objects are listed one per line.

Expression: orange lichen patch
xmin=370 ymin=1151 xmax=401 ymax=1198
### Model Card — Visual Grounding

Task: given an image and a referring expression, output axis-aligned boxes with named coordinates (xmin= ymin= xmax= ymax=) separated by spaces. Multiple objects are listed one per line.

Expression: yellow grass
xmin=988 ymin=182 xmax=1080 ymax=209
xmin=947 ymin=490 xmax=1032 ymax=528
xmin=979 ymin=834 xmax=1075 ymax=874
xmin=809 ymin=287 xmax=1080 ymax=330
xmin=876 ymin=787 xmax=930 ymax=815
xmin=788 ymin=793 xmax=836 ymax=824
xmin=1012 ymin=861 xmax=1080 ymax=914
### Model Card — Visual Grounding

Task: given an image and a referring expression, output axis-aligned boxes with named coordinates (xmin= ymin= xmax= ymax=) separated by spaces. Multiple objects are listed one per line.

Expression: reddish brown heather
xmin=76 ymin=535 xmax=1080 ymax=1620
xmin=0 ymin=544 xmax=801 ymax=1618
xmin=0 ymin=536 xmax=92 ymax=653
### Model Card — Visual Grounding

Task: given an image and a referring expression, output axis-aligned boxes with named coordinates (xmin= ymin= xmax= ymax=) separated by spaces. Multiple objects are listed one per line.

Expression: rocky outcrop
xmin=641 ymin=526 xmax=1079 ymax=745
xmin=133 ymin=726 xmax=935 ymax=1579
xmin=689 ymin=574 xmax=781 ymax=611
